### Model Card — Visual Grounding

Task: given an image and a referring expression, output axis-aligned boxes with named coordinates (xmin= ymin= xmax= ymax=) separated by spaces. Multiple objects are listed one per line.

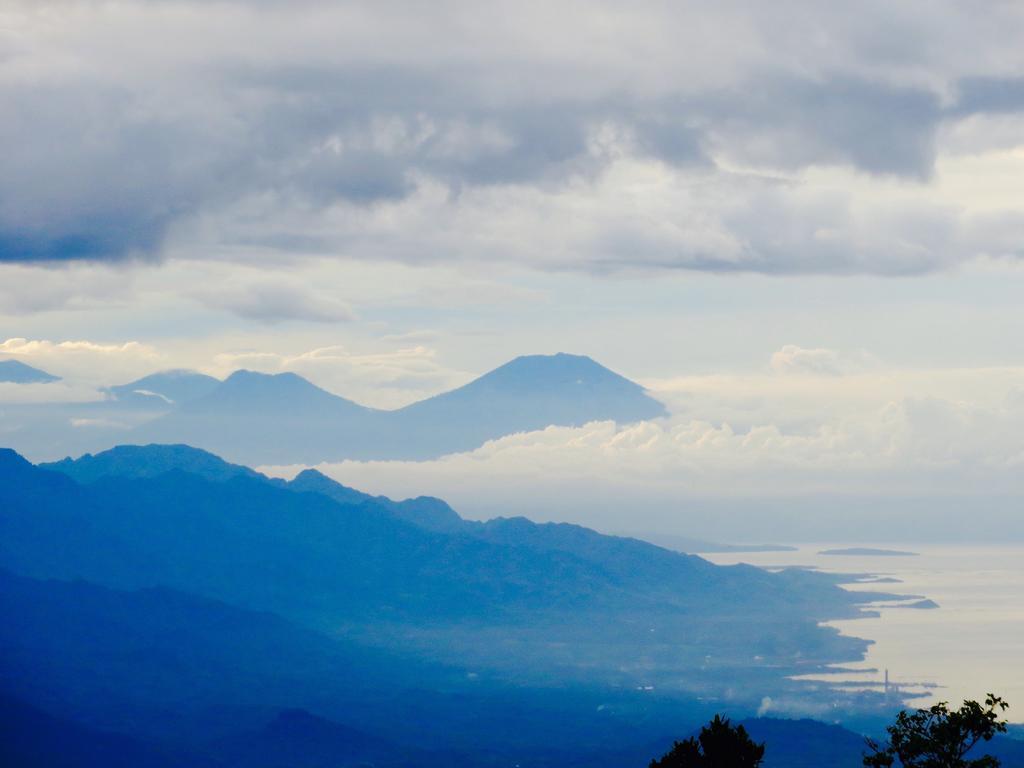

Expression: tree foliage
xmin=650 ymin=714 xmax=766 ymax=768
xmin=864 ymin=694 xmax=1010 ymax=768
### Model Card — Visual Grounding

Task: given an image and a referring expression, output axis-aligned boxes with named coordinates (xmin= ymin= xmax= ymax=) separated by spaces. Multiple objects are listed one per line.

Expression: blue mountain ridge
xmin=39 ymin=443 xmax=882 ymax=628
xmin=11 ymin=444 xmax=877 ymax=677
xmin=2 ymin=444 xmax=1019 ymax=767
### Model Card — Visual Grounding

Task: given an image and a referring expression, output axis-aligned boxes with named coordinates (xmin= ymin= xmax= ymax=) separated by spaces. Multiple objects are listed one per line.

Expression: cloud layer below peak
xmin=256 ymin=357 xmax=1024 ymax=540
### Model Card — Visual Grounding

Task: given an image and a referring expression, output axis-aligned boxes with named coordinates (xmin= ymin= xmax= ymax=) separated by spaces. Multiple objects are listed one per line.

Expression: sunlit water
xmin=701 ymin=545 xmax=1024 ymax=714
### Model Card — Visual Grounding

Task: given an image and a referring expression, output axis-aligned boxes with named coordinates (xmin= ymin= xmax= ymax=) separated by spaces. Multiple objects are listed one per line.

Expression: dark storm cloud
xmin=951 ymin=77 xmax=1024 ymax=116
xmin=1 ymin=0 xmax=1022 ymax=270
xmin=0 ymin=71 xmax=940 ymax=263
xmin=703 ymin=76 xmax=944 ymax=179
xmin=192 ymin=281 xmax=354 ymax=323
xmin=0 ymin=230 xmax=153 ymax=262
xmin=632 ymin=115 xmax=708 ymax=168
xmin=0 ymin=63 xmax=604 ymax=261
xmin=0 ymin=83 xmax=235 ymax=262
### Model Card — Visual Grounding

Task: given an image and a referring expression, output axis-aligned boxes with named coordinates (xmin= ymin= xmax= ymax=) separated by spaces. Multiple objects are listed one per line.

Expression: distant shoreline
xmin=819 ymin=547 xmax=920 ymax=557
xmin=623 ymin=531 xmax=798 ymax=554
xmin=698 ymin=543 xmax=800 ymax=553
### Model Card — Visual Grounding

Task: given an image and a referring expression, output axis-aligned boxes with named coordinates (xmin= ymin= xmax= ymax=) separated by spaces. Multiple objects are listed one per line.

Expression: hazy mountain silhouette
xmin=127 ymin=353 xmax=666 ymax=464
xmin=1 ymin=354 xmax=666 ymax=465
xmin=0 ymin=370 xmax=217 ymax=463
xmin=380 ymin=352 xmax=668 ymax=458
xmin=129 ymin=370 xmax=377 ymax=464
xmin=102 ymin=370 xmax=220 ymax=406
xmin=0 ymin=359 xmax=60 ymax=384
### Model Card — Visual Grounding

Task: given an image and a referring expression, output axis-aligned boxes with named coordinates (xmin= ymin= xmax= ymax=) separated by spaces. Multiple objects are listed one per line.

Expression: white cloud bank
xmin=0 ymin=337 xmax=163 ymax=390
xmin=262 ymin=353 xmax=1024 ymax=538
xmin=769 ymin=345 xmax=877 ymax=377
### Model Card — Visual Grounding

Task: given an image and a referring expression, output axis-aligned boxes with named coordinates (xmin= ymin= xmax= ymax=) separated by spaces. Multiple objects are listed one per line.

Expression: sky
xmin=3 ymin=0 xmax=1024 ymax=536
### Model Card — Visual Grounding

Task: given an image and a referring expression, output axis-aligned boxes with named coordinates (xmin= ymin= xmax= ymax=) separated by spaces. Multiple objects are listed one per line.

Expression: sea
xmin=701 ymin=544 xmax=1024 ymax=714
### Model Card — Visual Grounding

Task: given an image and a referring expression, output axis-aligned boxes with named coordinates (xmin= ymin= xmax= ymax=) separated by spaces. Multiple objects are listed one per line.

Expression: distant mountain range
xmin=133 ymin=353 xmax=668 ymax=464
xmin=0 ymin=442 xmax=1009 ymax=768
xmin=0 ymin=359 xmax=60 ymax=384
xmin=0 ymin=353 xmax=667 ymax=464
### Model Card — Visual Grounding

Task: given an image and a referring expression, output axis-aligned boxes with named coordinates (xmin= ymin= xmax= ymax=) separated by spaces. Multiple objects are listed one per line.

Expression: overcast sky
xmin=3 ymin=1 xmax=1024 ymax=530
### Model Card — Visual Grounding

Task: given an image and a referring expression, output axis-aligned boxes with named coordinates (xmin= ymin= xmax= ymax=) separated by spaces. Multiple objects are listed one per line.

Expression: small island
xmin=818 ymin=547 xmax=919 ymax=557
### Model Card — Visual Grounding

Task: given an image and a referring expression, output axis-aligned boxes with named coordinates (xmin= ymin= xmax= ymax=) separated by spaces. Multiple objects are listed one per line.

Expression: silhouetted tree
xmin=864 ymin=694 xmax=1009 ymax=768
xmin=650 ymin=714 xmax=765 ymax=767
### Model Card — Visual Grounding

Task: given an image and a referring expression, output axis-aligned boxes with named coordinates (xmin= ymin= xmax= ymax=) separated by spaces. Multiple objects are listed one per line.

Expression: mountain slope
xmin=103 ymin=370 xmax=220 ymax=406
xmin=382 ymin=352 xmax=667 ymax=458
xmin=0 ymin=445 xmax=938 ymax=766
xmin=133 ymin=370 xmax=379 ymax=463
xmin=0 ymin=569 xmax=710 ymax=767
xmin=218 ymin=709 xmax=418 ymax=768
xmin=283 ymin=464 xmax=849 ymax=611
xmin=288 ymin=467 xmax=465 ymax=532
xmin=0 ymin=359 xmax=60 ymax=384
xmin=0 ymin=568 xmax=461 ymax=746
xmin=0 ymin=371 xmax=212 ymax=464
xmin=1 ymin=445 xmax=872 ymax=694
xmin=0 ymin=693 xmax=193 ymax=768
xmin=37 ymin=443 xmax=873 ymax=625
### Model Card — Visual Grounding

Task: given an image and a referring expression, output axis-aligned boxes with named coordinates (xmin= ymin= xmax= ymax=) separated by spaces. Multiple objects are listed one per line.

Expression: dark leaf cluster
xmin=864 ymin=694 xmax=1010 ymax=768
xmin=650 ymin=714 xmax=766 ymax=768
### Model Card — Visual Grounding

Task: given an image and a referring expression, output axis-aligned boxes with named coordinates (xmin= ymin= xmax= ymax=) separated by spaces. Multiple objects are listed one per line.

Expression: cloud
xmin=69 ymin=417 xmax=131 ymax=430
xmin=770 ymin=345 xmax=845 ymax=376
xmin=0 ymin=337 xmax=162 ymax=387
xmin=260 ymin=365 xmax=1024 ymax=535
xmin=951 ymin=77 xmax=1024 ymax=116
xmin=769 ymin=345 xmax=875 ymax=376
xmin=245 ymin=156 xmax=982 ymax=276
xmin=211 ymin=343 xmax=472 ymax=408
xmin=0 ymin=262 xmax=137 ymax=314
xmin=193 ymin=281 xmax=354 ymax=324
xmin=0 ymin=381 xmax=102 ymax=404
xmin=2 ymin=1 xmax=1024 ymax=274
xmin=703 ymin=75 xmax=943 ymax=179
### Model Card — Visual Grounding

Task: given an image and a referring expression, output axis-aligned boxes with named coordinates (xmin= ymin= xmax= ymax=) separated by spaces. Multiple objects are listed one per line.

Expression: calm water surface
xmin=701 ymin=545 xmax=1024 ymax=712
